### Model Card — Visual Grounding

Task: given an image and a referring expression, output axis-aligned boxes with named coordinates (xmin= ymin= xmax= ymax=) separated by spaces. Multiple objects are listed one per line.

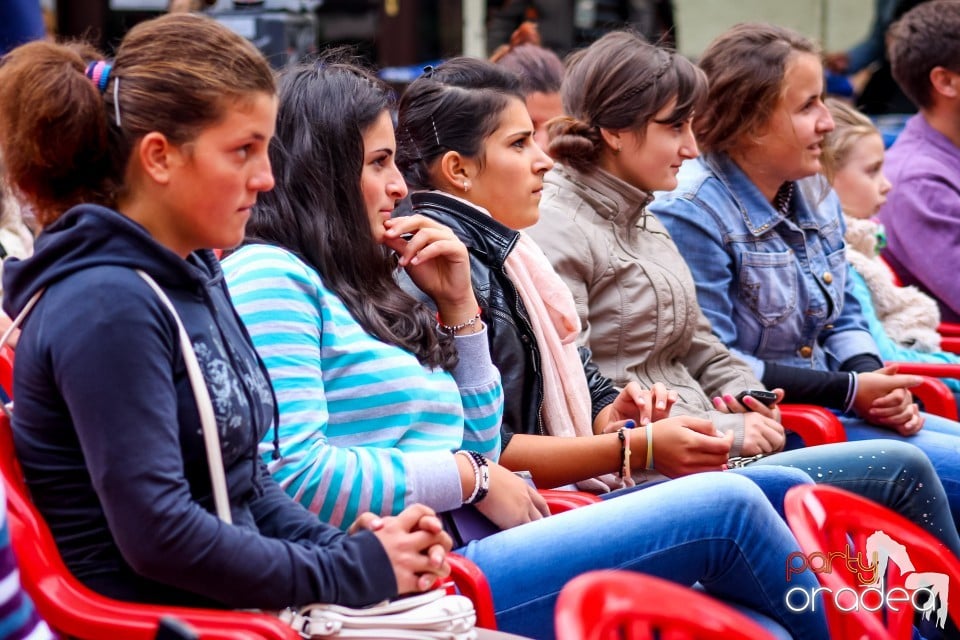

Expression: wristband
xmin=843 ymin=372 xmax=859 ymax=414
xmin=646 ymin=423 xmax=655 ymax=471
xmin=456 ymin=450 xmax=490 ymax=504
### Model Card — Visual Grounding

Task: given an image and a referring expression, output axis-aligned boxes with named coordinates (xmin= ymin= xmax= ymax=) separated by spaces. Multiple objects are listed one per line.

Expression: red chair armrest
xmin=884 ymin=361 xmax=960 ymax=379
xmin=884 ymin=364 xmax=959 ymax=420
xmin=538 ymin=489 xmax=602 ymax=515
xmin=779 ymin=404 xmax=847 ymax=445
xmin=446 ymin=552 xmax=496 ymax=630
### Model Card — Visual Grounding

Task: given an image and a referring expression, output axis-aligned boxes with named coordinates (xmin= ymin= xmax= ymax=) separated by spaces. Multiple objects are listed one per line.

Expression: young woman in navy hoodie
xmin=0 ymin=13 xmax=450 ymax=610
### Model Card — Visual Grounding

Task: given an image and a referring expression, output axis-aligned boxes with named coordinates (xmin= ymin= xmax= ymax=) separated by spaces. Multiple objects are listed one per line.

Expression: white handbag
xmin=0 ymin=269 xmax=479 ymax=640
xmin=279 ymin=588 xmax=477 ymax=639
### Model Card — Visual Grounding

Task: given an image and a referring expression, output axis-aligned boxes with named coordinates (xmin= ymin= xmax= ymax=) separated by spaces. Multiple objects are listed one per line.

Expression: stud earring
xmin=463 ymin=180 xmax=470 ymax=192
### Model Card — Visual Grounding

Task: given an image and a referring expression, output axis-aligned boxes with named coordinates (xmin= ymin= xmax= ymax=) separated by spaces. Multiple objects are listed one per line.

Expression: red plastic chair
xmin=779 ymin=404 xmax=847 ymax=445
xmin=554 ymin=570 xmax=778 ymax=640
xmin=785 ymin=484 xmax=960 ymax=640
xmin=0 ymin=411 xmax=503 ymax=637
xmin=0 ymin=344 xmax=13 ymax=400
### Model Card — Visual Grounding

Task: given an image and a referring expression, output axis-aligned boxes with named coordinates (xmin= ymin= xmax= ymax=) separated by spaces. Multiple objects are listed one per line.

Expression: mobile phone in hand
xmin=734 ymin=389 xmax=778 ymax=408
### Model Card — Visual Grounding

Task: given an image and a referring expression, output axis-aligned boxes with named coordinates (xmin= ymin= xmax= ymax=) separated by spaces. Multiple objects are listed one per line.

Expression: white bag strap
xmin=1 ymin=273 xmax=233 ymax=526
xmin=0 ymin=288 xmax=44 ymax=353
xmin=135 ymin=270 xmax=232 ymax=524
xmin=1 ymin=288 xmax=44 ymax=419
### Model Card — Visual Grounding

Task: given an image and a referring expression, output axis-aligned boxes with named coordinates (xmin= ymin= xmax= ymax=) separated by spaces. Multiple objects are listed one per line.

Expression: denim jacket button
xmin=822 ymin=271 xmax=833 ymax=284
xmin=799 ymin=345 xmax=813 ymax=358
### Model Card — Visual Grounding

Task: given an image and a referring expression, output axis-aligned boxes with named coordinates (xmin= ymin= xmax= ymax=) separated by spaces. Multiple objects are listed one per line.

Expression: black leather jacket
xmin=402 ymin=192 xmax=620 ymax=451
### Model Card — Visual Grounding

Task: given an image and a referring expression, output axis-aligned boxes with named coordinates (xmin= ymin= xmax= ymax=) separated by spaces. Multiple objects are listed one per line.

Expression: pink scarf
xmin=505 ymin=232 xmax=628 ymax=492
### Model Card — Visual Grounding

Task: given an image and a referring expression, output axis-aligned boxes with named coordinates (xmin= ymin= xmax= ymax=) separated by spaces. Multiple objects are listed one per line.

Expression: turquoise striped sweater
xmin=223 ymin=244 xmax=503 ymax=529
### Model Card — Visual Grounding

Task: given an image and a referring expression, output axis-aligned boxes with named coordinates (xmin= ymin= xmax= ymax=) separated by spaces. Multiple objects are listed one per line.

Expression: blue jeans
xmin=780 ymin=419 xmax=960 ymax=546
xmin=459 ymin=471 xmax=828 ymax=640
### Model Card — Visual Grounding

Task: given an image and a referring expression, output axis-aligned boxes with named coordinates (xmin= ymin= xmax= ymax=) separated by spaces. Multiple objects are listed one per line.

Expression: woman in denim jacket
xmin=651 ymin=22 xmax=960 ymax=527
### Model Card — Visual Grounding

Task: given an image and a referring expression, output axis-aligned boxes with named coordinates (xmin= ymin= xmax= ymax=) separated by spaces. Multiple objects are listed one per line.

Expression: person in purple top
xmin=878 ymin=0 xmax=960 ymax=322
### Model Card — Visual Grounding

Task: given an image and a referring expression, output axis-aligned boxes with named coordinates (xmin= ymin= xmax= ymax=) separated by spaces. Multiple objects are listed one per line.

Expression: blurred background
xmin=24 ymin=0 xmax=878 ymax=70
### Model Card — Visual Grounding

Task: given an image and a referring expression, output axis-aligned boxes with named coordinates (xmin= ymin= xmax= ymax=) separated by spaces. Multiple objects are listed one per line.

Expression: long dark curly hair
xmin=247 ymin=55 xmax=457 ymax=371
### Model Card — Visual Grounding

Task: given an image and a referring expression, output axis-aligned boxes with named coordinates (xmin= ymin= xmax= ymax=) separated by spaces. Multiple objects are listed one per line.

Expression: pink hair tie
xmin=84 ymin=60 xmax=112 ymax=93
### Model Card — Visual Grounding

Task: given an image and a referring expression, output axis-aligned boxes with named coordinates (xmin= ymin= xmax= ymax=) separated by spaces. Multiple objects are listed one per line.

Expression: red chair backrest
xmin=940 ymin=323 xmax=960 ymax=338
xmin=0 ymin=413 xmax=298 ymax=639
xmin=555 ymin=570 xmax=778 ymax=640
xmin=785 ymin=484 xmax=960 ymax=640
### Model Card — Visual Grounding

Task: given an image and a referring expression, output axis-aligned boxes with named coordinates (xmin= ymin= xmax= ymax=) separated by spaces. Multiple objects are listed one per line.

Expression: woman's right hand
xmin=649 ymin=416 xmax=733 ymax=478
xmin=364 ymin=504 xmax=453 ymax=594
xmin=382 ymin=215 xmax=478 ymax=323
xmin=469 ymin=459 xmax=550 ymax=531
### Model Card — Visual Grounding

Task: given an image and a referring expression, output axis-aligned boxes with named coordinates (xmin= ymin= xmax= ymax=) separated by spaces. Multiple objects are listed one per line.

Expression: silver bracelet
xmin=436 ymin=308 xmax=482 ymax=335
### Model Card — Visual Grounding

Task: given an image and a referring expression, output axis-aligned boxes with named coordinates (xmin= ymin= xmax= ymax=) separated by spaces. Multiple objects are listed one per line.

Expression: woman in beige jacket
xmin=527 ymin=31 xmax=784 ymax=458
xmin=527 ymin=31 xmax=921 ymax=459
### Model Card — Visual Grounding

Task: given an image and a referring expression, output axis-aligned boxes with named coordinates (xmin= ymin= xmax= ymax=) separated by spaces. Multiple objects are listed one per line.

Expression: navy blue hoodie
xmin=2 ymin=204 xmax=396 ymax=609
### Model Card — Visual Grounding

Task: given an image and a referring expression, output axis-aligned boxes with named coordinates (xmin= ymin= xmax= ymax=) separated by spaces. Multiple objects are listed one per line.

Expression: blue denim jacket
xmin=650 ymin=154 xmax=879 ymax=378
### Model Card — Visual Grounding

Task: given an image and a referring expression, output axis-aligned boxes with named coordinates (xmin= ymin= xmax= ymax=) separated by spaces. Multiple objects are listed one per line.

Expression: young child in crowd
xmin=824 ymin=98 xmax=960 ymax=391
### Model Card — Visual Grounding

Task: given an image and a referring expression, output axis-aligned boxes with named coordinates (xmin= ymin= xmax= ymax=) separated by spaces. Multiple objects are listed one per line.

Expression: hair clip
xmin=429 ymin=116 xmax=442 ymax=148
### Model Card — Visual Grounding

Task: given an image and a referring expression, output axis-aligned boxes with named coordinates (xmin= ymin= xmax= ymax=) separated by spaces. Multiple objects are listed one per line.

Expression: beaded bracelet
xmin=456 ymin=450 xmax=490 ymax=504
xmin=436 ymin=307 xmax=482 ymax=335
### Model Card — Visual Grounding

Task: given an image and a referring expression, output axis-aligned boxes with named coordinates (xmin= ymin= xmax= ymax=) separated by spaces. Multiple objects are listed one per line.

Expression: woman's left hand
xmin=383 ymin=215 xmax=478 ymax=319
